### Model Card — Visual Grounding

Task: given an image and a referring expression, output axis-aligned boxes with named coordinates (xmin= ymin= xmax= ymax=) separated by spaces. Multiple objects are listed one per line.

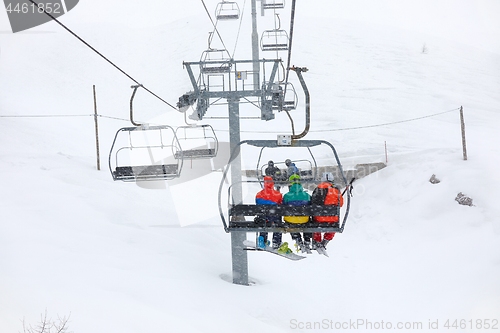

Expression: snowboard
xmin=243 ymin=240 xmax=306 ymax=261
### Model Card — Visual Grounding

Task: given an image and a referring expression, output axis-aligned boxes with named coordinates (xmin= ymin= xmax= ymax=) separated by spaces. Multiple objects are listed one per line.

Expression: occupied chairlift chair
xmin=259 ymin=159 xmax=314 ymax=184
xmin=215 ymin=1 xmax=240 ymax=20
xmin=268 ymin=82 xmax=298 ymax=111
xmin=108 ymin=86 xmax=183 ymax=181
xmin=218 ymin=139 xmax=351 ymax=234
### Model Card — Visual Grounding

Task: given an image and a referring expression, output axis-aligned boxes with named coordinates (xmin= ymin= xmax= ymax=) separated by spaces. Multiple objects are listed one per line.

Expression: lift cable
xmin=208 ymin=107 xmax=461 ymax=133
xmin=231 ymin=0 xmax=247 ymax=58
xmin=283 ymin=0 xmax=298 ymax=136
xmin=201 ymin=0 xmax=232 ymax=58
xmin=284 ymin=0 xmax=296 ymax=88
xmin=26 ymin=0 xmax=179 ymax=111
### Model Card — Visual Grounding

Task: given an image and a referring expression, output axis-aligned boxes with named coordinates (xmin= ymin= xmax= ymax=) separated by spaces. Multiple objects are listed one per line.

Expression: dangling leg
xmin=291 ymin=232 xmax=304 ymax=252
xmin=272 ymin=232 xmax=282 ymax=249
xmin=312 ymin=232 xmax=322 ymax=250
xmin=302 ymin=232 xmax=313 ymax=254
xmin=321 ymin=232 xmax=335 ymax=250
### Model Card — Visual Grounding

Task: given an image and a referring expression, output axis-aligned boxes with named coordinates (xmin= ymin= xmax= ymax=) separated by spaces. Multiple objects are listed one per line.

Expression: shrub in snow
xmin=429 ymin=174 xmax=440 ymax=184
xmin=22 ymin=311 xmax=71 ymax=333
xmin=455 ymin=192 xmax=474 ymax=206
xmin=422 ymin=43 xmax=428 ymax=54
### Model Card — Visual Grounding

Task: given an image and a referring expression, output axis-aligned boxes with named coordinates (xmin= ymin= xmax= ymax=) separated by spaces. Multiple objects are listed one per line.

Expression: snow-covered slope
xmin=1 ymin=1 xmax=499 ymax=332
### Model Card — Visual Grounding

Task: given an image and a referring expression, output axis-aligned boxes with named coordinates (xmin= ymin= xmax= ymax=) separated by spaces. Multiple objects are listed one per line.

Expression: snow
xmin=1 ymin=0 xmax=499 ymax=332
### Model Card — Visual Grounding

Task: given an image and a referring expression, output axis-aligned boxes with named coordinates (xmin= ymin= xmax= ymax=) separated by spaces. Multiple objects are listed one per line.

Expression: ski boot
xmin=257 ymin=236 xmax=267 ymax=249
xmin=294 ymin=239 xmax=309 ymax=254
xmin=278 ymin=242 xmax=292 ymax=254
xmin=303 ymin=240 xmax=313 ymax=254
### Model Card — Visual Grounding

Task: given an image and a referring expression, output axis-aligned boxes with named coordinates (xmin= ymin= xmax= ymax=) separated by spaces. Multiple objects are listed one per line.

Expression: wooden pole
xmin=93 ymin=85 xmax=101 ymax=170
xmin=460 ymin=106 xmax=467 ymax=161
xmin=384 ymin=141 xmax=388 ymax=164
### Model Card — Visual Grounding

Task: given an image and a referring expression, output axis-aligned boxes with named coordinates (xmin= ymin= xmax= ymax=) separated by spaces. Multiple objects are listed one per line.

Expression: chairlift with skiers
xmin=218 ymin=139 xmax=352 ymax=234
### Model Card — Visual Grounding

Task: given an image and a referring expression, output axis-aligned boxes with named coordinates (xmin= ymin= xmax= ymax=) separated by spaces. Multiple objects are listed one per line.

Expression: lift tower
xmin=178 ymin=0 xmax=293 ymax=286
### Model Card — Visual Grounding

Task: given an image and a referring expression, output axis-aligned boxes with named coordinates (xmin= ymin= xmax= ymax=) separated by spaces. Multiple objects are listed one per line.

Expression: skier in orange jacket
xmin=311 ymin=173 xmax=344 ymax=252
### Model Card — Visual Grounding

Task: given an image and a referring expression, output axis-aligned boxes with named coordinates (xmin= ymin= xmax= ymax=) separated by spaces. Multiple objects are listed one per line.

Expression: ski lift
xmin=200 ymin=48 xmax=232 ymax=74
xmin=174 ymin=124 xmax=219 ymax=160
xmin=260 ymin=29 xmax=289 ymax=51
xmin=262 ymin=0 xmax=285 ymax=10
xmin=215 ymin=1 xmax=240 ymax=20
xmin=109 ymin=125 xmax=183 ymax=181
xmin=108 ymin=85 xmax=183 ymax=182
xmin=266 ymin=82 xmax=298 ymax=111
xmin=259 ymin=159 xmax=314 ymax=183
xmin=218 ymin=139 xmax=352 ymax=233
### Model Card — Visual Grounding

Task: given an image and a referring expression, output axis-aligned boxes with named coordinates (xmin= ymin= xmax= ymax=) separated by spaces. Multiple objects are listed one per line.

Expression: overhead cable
xmin=26 ymin=0 xmax=179 ymax=111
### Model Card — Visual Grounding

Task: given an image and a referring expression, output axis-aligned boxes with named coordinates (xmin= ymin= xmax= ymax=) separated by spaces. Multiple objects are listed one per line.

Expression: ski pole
xmin=342 ymin=177 xmax=356 ymax=196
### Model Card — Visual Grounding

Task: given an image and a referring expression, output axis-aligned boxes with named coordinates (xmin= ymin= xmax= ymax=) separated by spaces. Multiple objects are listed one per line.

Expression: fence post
xmin=384 ymin=141 xmax=388 ymax=164
xmin=93 ymin=85 xmax=101 ymax=170
xmin=459 ymin=106 xmax=467 ymax=161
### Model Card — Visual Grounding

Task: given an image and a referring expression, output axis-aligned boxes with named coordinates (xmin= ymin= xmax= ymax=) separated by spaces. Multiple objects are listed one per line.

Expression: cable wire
xmin=0 ymin=114 xmax=93 ymax=118
xmin=201 ymin=0 xmax=231 ymax=58
xmin=27 ymin=0 xmax=179 ymax=111
xmin=231 ymin=0 xmax=247 ymax=58
xmin=209 ymin=107 xmax=461 ymax=133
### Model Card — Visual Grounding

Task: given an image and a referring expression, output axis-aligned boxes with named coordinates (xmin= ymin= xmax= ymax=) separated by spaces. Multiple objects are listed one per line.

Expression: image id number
xmin=6 ymin=2 xmax=62 ymax=14
xmin=444 ymin=319 xmax=498 ymax=330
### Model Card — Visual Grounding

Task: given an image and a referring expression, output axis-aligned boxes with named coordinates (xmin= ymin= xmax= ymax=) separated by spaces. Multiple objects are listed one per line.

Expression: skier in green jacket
xmin=283 ymin=174 xmax=312 ymax=253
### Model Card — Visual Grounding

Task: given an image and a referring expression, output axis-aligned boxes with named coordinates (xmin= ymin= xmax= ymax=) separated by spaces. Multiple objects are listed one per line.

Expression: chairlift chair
xmin=260 ymin=29 xmax=289 ymax=51
xmin=200 ymin=48 xmax=232 ymax=74
xmin=218 ymin=139 xmax=351 ymax=234
xmin=109 ymin=125 xmax=183 ymax=181
xmin=266 ymin=82 xmax=298 ymax=111
xmin=215 ymin=1 xmax=240 ymax=20
xmin=260 ymin=159 xmax=314 ymax=184
xmin=174 ymin=124 xmax=219 ymax=160
xmin=262 ymin=0 xmax=285 ymax=10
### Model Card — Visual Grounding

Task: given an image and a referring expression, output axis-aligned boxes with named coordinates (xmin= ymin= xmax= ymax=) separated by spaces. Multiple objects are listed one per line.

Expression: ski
xmin=243 ymin=240 xmax=306 ymax=261
xmin=315 ymin=247 xmax=329 ymax=257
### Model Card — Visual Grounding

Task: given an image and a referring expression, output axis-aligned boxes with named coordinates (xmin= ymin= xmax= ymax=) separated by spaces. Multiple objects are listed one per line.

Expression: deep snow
xmin=1 ymin=1 xmax=499 ymax=332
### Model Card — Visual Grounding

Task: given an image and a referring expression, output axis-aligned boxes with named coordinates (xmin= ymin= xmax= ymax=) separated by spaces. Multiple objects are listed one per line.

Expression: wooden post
xmin=93 ymin=85 xmax=101 ymax=170
xmin=459 ymin=106 xmax=467 ymax=161
xmin=384 ymin=141 xmax=388 ymax=164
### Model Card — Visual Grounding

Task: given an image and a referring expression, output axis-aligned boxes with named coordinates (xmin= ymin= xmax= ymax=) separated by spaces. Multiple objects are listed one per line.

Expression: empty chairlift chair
xmin=262 ymin=0 xmax=285 ymax=10
xmin=174 ymin=124 xmax=219 ymax=160
xmin=109 ymin=125 xmax=183 ymax=181
xmin=260 ymin=29 xmax=289 ymax=51
xmin=200 ymin=48 xmax=232 ymax=74
xmin=215 ymin=1 xmax=240 ymax=20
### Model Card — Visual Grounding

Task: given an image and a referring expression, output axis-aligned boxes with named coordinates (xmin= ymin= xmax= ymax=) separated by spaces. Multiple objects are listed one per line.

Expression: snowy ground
xmin=1 ymin=1 xmax=499 ymax=332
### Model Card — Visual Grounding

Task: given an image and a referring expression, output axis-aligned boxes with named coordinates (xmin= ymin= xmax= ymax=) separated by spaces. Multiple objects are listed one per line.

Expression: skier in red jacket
xmin=255 ymin=176 xmax=283 ymax=248
xmin=311 ymin=173 xmax=344 ymax=253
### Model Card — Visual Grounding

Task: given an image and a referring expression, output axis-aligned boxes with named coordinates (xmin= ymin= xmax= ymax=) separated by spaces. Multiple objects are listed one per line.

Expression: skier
xmin=255 ymin=176 xmax=283 ymax=249
xmin=285 ymin=159 xmax=299 ymax=178
xmin=264 ymin=160 xmax=284 ymax=190
xmin=283 ymin=174 xmax=312 ymax=253
xmin=311 ymin=173 xmax=344 ymax=254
